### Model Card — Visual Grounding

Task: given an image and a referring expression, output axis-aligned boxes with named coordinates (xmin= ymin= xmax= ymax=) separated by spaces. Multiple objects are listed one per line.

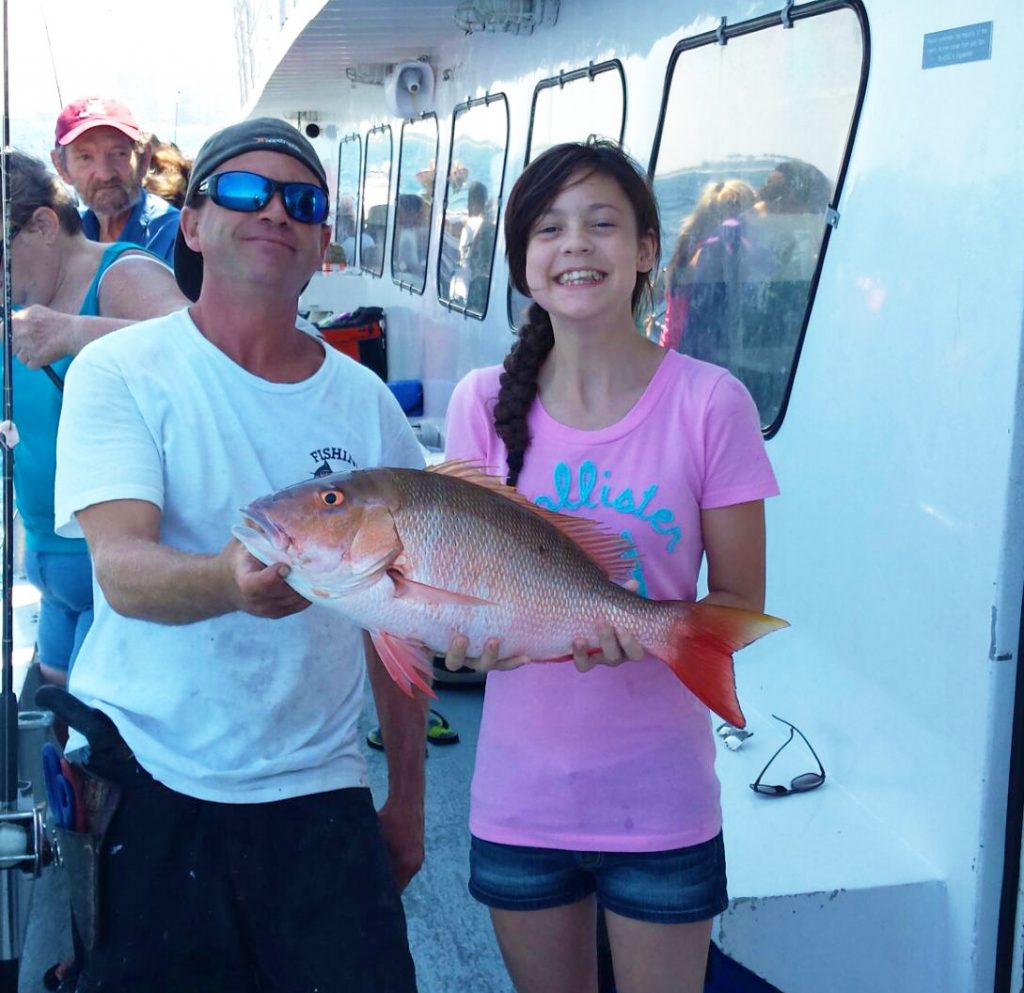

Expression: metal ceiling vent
xmin=454 ymin=0 xmax=559 ymax=35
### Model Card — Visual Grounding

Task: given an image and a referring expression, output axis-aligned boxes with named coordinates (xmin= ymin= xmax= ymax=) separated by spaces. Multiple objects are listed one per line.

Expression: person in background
xmin=144 ymin=137 xmax=192 ymax=209
xmin=337 ymin=193 xmax=372 ymax=265
xmin=660 ymin=178 xmax=756 ymax=352
xmin=52 ymin=118 xmax=425 ymax=992
xmin=443 ymin=140 xmax=778 ymax=993
xmin=6 ymin=151 xmax=186 ymax=692
xmin=51 ymin=96 xmax=179 ymax=263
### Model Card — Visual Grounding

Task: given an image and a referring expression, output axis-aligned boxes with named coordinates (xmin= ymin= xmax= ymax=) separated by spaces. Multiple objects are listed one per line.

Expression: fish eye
xmin=320 ymin=490 xmax=344 ymax=506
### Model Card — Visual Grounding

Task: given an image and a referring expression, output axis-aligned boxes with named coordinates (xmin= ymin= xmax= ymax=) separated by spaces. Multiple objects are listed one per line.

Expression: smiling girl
xmin=443 ymin=141 xmax=780 ymax=993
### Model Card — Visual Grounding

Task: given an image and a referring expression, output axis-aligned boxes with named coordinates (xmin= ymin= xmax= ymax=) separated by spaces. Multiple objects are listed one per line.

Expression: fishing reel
xmin=0 ymin=796 xmax=51 ymax=878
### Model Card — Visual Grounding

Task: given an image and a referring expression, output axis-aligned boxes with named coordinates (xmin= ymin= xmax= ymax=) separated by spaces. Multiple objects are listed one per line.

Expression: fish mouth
xmin=239 ymin=506 xmax=293 ymax=553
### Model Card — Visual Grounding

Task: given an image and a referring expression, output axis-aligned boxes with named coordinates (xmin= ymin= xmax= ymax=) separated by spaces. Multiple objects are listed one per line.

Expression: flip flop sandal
xmin=43 ymin=960 xmax=79 ymax=993
xmin=426 ymin=709 xmax=460 ymax=745
xmin=365 ymin=710 xmax=459 ymax=751
xmin=365 ymin=726 xmax=429 ymax=756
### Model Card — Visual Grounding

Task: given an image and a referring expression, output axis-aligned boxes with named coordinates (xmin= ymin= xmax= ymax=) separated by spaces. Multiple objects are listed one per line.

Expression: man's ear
xmin=180 ymin=205 xmax=202 ymax=252
xmin=136 ymin=143 xmax=153 ymax=181
xmin=319 ymin=223 xmax=332 ymax=258
xmin=50 ymin=148 xmax=72 ymax=185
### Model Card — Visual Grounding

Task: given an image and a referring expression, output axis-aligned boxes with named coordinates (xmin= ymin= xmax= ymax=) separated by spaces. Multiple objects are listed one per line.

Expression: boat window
xmin=334 ymin=133 xmax=361 ymax=270
xmin=526 ymin=60 xmax=626 ymax=163
xmin=437 ymin=94 xmax=509 ymax=320
xmin=510 ymin=60 xmax=627 ymax=326
xmin=392 ymin=114 xmax=439 ymax=294
xmin=649 ymin=3 xmax=867 ymax=435
xmin=360 ymin=125 xmax=393 ymax=278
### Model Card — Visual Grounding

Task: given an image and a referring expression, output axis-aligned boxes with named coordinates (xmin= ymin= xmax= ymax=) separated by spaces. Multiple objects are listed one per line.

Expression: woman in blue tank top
xmin=5 ymin=151 xmax=186 ymax=688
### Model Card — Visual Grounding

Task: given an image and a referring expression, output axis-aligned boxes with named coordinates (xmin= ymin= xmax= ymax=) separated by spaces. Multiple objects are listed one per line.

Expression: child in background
xmin=443 ymin=140 xmax=779 ymax=993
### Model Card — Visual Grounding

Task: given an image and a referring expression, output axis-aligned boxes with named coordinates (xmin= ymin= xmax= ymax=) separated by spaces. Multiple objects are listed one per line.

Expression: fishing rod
xmin=1 ymin=0 xmax=17 ymax=821
xmin=0 ymin=2 xmax=50 ymax=989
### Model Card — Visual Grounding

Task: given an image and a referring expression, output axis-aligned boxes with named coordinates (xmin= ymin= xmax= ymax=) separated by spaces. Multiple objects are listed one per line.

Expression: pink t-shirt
xmin=444 ymin=350 xmax=779 ymax=852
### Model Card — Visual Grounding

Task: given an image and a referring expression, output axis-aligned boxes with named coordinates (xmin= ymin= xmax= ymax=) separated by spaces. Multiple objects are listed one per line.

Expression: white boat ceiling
xmin=246 ymin=0 xmax=463 ymax=116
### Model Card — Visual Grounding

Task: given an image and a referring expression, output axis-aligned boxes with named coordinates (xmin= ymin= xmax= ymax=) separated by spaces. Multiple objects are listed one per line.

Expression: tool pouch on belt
xmin=53 ymin=767 xmax=121 ymax=950
xmin=35 ymin=686 xmax=125 ymax=951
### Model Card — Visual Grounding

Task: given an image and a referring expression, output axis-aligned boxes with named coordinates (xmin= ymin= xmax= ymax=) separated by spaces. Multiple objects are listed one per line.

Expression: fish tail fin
xmin=658 ymin=603 xmax=788 ymax=728
xmin=370 ymin=630 xmax=437 ymax=699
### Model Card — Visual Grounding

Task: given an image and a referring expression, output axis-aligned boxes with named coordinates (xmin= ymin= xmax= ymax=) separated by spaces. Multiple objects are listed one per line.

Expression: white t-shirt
xmin=54 ymin=308 xmax=424 ymax=802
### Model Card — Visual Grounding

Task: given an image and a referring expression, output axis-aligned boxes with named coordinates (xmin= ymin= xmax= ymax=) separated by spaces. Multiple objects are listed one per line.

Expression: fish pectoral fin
xmin=346 ymin=506 xmax=402 ymax=587
xmin=370 ymin=630 xmax=437 ymax=699
xmin=387 ymin=569 xmax=496 ymax=607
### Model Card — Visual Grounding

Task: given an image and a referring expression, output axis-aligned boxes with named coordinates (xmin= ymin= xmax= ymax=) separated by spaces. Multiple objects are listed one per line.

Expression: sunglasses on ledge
xmin=749 ymin=715 xmax=826 ymax=797
xmin=196 ymin=171 xmax=330 ymax=225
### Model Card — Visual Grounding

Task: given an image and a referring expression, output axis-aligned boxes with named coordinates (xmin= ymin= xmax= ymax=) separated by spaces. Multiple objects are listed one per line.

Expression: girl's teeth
xmin=558 ymin=270 xmax=603 ymax=285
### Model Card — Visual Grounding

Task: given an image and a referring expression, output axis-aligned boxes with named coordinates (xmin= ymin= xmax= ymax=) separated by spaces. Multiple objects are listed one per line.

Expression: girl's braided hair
xmin=494 ymin=139 xmax=661 ymax=485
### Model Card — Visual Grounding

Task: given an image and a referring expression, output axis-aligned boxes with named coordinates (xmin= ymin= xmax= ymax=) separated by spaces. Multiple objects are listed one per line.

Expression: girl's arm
xmin=700 ymin=499 xmax=767 ymax=613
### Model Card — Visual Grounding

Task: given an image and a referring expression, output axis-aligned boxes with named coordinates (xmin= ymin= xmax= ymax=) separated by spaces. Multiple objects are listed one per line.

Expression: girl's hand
xmin=443 ymin=635 xmax=530 ymax=673
xmin=571 ymin=620 xmax=645 ymax=673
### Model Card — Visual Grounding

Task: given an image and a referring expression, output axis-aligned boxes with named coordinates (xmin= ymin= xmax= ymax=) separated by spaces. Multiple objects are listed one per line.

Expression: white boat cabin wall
xmin=240 ymin=2 xmax=1024 ymax=991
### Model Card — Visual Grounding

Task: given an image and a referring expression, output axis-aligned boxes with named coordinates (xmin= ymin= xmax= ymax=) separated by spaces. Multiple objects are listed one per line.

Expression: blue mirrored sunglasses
xmin=195 ymin=170 xmax=329 ymax=225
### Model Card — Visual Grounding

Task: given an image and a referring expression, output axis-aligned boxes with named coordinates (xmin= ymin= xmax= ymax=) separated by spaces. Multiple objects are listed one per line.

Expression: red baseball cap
xmin=54 ymin=97 xmax=143 ymax=146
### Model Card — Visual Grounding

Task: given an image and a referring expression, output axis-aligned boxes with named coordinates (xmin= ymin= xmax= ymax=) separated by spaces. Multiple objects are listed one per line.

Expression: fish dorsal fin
xmin=428 ymin=460 xmax=633 ymax=583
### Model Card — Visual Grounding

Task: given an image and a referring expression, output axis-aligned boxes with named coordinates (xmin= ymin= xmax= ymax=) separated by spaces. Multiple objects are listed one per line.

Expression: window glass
xmin=510 ymin=61 xmax=626 ymax=324
xmin=527 ymin=61 xmax=626 ymax=162
xmin=392 ymin=115 xmax=439 ymax=293
xmin=360 ymin=126 xmax=392 ymax=277
xmin=334 ymin=134 xmax=361 ymax=269
xmin=650 ymin=7 xmax=865 ymax=431
xmin=438 ymin=95 xmax=509 ymax=318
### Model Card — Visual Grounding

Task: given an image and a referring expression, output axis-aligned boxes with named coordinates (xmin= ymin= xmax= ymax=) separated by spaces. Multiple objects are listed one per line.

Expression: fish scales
xmin=381 ymin=467 xmax=669 ymax=655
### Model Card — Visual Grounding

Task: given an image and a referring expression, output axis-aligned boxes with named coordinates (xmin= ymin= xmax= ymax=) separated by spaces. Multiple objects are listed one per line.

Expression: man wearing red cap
xmin=51 ymin=96 xmax=179 ymax=263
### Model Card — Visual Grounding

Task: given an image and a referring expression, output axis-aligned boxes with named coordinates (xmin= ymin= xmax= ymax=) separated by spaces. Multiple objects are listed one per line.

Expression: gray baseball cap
xmin=173 ymin=117 xmax=329 ymax=301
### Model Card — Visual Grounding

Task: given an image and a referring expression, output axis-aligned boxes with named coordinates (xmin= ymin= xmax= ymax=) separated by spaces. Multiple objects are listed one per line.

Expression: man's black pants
xmin=74 ymin=744 xmax=418 ymax=993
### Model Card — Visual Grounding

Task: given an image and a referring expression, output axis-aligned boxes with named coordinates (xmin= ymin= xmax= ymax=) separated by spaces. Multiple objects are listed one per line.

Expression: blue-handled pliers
xmin=42 ymin=742 xmax=77 ymax=829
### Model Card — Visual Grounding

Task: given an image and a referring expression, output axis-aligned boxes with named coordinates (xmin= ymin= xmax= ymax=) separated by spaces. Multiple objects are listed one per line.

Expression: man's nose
xmin=97 ymin=155 xmax=120 ymax=180
xmin=256 ymin=189 xmax=290 ymax=222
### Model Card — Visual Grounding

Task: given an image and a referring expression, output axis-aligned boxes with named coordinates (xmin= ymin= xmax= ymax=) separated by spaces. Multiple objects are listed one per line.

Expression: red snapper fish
xmin=232 ymin=462 xmax=787 ymax=726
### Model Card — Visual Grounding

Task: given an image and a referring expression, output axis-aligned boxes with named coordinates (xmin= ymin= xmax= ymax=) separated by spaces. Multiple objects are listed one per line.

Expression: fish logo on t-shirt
xmin=309 ymin=446 xmax=358 ymax=477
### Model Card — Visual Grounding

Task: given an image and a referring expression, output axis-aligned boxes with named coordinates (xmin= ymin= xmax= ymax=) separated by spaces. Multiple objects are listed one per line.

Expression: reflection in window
xmin=392 ymin=115 xmax=439 ymax=293
xmin=511 ymin=61 xmax=627 ymax=324
xmin=361 ymin=126 xmax=392 ymax=277
xmin=334 ymin=134 xmax=361 ymax=269
xmin=650 ymin=6 xmax=866 ymax=431
xmin=438 ymin=95 xmax=509 ymax=319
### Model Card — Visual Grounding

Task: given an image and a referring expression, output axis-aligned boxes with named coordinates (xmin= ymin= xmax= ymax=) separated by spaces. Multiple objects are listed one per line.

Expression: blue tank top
xmin=15 ymin=243 xmax=160 ymax=552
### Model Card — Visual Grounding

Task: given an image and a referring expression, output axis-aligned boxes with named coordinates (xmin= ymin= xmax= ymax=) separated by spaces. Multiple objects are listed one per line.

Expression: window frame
xmin=391 ymin=113 xmax=440 ymax=295
xmin=523 ymin=58 xmax=627 ymax=167
xmin=647 ymin=0 xmax=870 ymax=438
xmin=436 ymin=92 xmax=511 ymax=321
xmin=334 ymin=131 xmax=362 ymax=267
xmin=360 ymin=123 xmax=393 ymax=280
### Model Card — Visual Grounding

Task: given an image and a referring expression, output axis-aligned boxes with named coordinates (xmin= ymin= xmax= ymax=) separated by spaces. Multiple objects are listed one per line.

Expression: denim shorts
xmin=469 ymin=832 xmax=728 ymax=924
xmin=23 ymin=548 xmax=93 ymax=673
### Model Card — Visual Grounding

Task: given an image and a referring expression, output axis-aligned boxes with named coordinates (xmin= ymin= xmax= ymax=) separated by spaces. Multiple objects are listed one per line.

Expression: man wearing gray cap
xmin=50 ymin=119 xmax=425 ymax=991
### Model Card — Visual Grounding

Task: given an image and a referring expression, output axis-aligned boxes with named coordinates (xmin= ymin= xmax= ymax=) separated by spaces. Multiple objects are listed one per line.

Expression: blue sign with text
xmin=923 ymin=22 xmax=993 ymax=70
